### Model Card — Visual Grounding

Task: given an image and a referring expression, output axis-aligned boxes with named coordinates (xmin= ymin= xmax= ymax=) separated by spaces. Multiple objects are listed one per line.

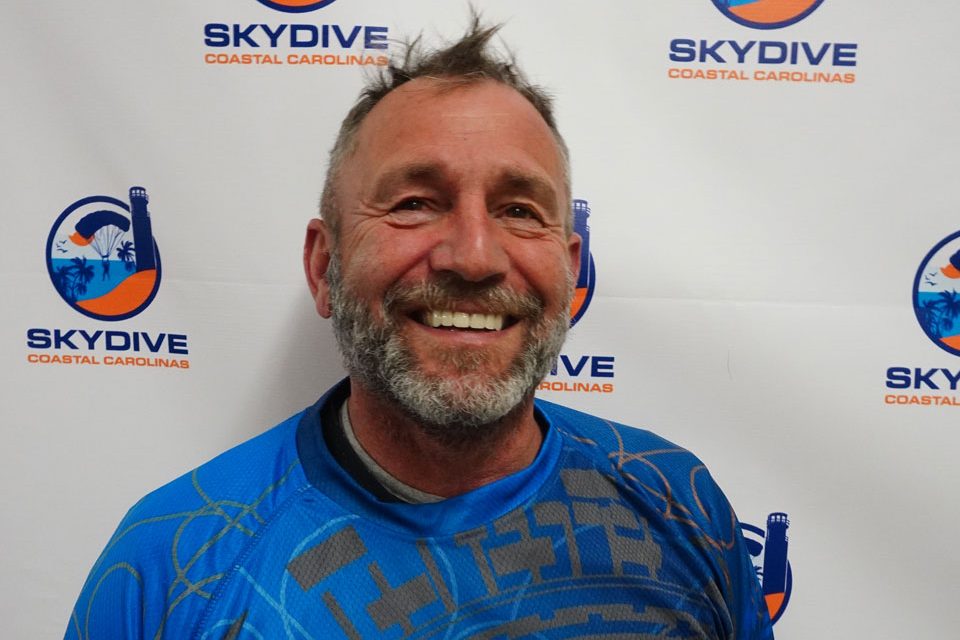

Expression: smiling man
xmin=68 ymin=19 xmax=774 ymax=640
xmin=304 ymin=72 xmax=580 ymax=498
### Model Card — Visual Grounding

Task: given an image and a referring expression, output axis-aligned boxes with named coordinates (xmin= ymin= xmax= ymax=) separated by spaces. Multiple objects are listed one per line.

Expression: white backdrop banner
xmin=2 ymin=1 xmax=959 ymax=638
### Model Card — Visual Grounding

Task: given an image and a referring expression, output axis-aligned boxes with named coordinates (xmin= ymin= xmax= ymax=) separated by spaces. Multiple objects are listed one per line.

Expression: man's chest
xmin=191 ymin=492 xmax=722 ymax=639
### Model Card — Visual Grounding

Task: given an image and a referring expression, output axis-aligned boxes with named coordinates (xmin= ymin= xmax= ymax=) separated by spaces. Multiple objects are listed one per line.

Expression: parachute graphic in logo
xmin=46 ymin=187 xmax=161 ymax=321
xmin=255 ymin=0 xmax=338 ymax=13
xmin=743 ymin=512 xmax=793 ymax=624
xmin=711 ymin=0 xmax=825 ymax=30
xmin=914 ymin=230 xmax=960 ymax=357
xmin=570 ymin=199 xmax=596 ymax=327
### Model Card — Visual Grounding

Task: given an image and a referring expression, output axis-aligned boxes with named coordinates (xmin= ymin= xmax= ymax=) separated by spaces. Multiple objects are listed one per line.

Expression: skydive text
xmin=669 ymin=39 xmax=858 ymax=66
xmin=886 ymin=366 xmax=960 ymax=391
xmin=204 ymin=24 xmax=388 ymax=49
xmin=26 ymin=328 xmax=189 ymax=355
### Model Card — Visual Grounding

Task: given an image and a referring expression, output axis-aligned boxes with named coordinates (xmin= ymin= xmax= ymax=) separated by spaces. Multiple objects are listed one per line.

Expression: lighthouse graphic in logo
xmin=46 ymin=186 xmax=161 ymax=321
xmin=743 ymin=512 xmax=793 ymax=624
xmin=570 ymin=199 xmax=596 ymax=327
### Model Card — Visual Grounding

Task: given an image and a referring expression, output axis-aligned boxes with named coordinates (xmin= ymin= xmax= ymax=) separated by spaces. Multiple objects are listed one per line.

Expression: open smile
xmin=418 ymin=309 xmax=516 ymax=331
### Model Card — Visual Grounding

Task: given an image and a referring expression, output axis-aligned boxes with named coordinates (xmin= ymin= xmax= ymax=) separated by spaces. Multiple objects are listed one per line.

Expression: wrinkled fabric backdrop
xmin=2 ymin=1 xmax=957 ymax=637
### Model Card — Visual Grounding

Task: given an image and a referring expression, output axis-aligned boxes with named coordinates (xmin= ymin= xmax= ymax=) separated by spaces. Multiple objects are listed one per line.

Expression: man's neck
xmin=346 ymin=382 xmax=544 ymax=498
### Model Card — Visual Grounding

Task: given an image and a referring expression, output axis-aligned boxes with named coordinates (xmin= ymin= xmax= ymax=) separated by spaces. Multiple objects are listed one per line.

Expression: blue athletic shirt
xmin=67 ymin=380 xmax=774 ymax=639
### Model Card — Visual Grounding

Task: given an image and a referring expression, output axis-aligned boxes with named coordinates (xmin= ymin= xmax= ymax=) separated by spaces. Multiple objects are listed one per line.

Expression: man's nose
xmin=429 ymin=198 xmax=509 ymax=282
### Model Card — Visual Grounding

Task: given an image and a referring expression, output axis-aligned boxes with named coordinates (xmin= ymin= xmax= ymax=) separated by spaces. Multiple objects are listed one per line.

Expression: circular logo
xmin=914 ymin=230 xmax=960 ymax=357
xmin=255 ymin=0 xmax=338 ymax=13
xmin=46 ymin=189 xmax=161 ymax=321
xmin=742 ymin=515 xmax=793 ymax=624
xmin=710 ymin=0 xmax=825 ymax=30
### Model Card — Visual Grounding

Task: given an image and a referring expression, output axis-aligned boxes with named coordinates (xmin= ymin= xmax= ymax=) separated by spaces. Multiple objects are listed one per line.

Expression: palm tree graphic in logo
xmin=53 ymin=256 xmax=96 ymax=303
xmin=46 ymin=187 xmax=161 ymax=321
xmin=915 ymin=233 xmax=960 ymax=356
xmin=117 ymin=240 xmax=136 ymax=272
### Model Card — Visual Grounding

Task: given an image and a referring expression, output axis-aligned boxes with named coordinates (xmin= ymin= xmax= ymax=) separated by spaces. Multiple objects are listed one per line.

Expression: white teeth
xmin=421 ymin=310 xmax=506 ymax=331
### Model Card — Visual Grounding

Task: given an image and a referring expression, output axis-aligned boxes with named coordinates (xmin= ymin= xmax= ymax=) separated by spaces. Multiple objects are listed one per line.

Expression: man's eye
xmin=504 ymin=205 xmax=537 ymax=219
xmin=392 ymin=198 xmax=427 ymax=211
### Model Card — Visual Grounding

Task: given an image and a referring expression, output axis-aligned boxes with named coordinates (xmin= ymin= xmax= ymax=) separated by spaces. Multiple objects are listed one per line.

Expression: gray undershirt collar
xmin=339 ymin=400 xmax=444 ymax=504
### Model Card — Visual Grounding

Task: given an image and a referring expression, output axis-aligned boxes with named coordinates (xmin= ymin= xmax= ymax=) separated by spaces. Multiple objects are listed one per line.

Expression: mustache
xmin=383 ymin=274 xmax=544 ymax=319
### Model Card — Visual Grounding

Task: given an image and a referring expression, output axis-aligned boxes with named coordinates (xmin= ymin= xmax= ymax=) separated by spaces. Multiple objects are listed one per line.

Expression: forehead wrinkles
xmin=360 ymin=81 xmax=560 ymax=170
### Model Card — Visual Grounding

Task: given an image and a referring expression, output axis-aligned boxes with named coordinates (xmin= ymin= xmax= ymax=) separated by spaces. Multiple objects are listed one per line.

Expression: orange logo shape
xmin=711 ymin=0 xmax=825 ymax=29
xmin=255 ymin=0 xmax=338 ymax=13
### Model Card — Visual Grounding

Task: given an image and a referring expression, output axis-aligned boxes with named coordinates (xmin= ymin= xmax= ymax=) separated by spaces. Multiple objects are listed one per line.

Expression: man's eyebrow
xmin=371 ymin=163 xmax=447 ymax=202
xmin=369 ymin=164 xmax=560 ymax=211
xmin=495 ymin=170 xmax=559 ymax=208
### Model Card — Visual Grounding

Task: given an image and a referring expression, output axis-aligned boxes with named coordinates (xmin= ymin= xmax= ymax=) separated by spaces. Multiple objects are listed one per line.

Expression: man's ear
xmin=304 ymin=218 xmax=334 ymax=318
xmin=567 ymin=231 xmax=582 ymax=286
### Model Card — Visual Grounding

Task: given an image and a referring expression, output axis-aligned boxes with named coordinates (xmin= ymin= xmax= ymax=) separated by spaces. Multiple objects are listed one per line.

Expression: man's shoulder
xmin=536 ymin=398 xmax=727 ymax=510
xmin=128 ymin=410 xmax=307 ymax=522
xmin=69 ymin=410 xmax=312 ymax=639
xmin=537 ymin=397 xmax=704 ymax=466
xmin=536 ymin=399 xmax=772 ymax=640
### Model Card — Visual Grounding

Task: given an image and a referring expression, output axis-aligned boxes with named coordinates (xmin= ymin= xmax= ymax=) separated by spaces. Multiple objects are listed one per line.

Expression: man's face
xmin=314 ymin=78 xmax=580 ymax=439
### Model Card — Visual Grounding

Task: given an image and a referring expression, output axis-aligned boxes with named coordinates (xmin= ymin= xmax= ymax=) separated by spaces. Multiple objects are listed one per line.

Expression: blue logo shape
xmin=743 ymin=512 xmax=793 ymax=624
xmin=570 ymin=199 xmax=597 ymax=327
xmin=256 ymin=0 xmax=338 ymax=13
xmin=46 ymin=187 xmax=161 ymax=321
xmin=711 ymin=0 xmax=825 ymax=30
xmin=914 ymin=230 xmax=960 ymax=357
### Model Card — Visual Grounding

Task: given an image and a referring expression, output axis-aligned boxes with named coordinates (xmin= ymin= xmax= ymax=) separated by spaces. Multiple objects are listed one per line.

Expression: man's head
xmin=305 ymin=18 xmax=581 ymax=445
xmin=320 ymin=18 xmax=572 ymax=237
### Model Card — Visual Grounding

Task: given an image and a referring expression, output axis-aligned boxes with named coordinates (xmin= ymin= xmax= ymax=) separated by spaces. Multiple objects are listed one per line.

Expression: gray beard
xmin=327 ymin=253 xmax=571 ymax=446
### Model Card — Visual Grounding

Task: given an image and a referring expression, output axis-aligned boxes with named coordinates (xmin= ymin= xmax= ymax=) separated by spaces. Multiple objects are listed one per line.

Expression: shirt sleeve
xmin=65 ymin=508 xmax=149 ymax=640
xmin=63 ymin=487 xmax=216 ymax=640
